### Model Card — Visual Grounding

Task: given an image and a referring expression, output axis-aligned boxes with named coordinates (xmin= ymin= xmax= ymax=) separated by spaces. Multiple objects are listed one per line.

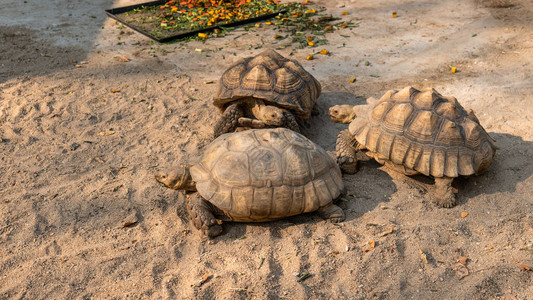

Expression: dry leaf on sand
xmin=122 ymin=210 xmax=138 ymax=228
xmin=516 ymin=263 xmax=532 ymax=272
xmin=193 ymin=273 xmax=213 ymax=287
xmin=98 ymin=131 xmax=116 ymax=136
xmin=379 ymin=227 xmax=394 ymax=237
xmin=123 ymin=221 xmax=137 ymax=227
xmin=452 ymin=262 xmax=469 ymax=278
xmin=361 ymin=240 xmax=375 ymax=252
xmin=114 ymin=56 xmax=129 ymax=62
xmin=419 ymin=250 xmax=428 ymax=264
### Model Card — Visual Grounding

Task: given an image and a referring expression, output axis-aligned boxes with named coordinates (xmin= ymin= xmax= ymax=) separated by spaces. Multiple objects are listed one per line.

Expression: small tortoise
xmin=213 ymin=49 xmax=321 ymax=137
xmin=329 ymin=86 xmax=497 ymax=207
xmin=156 ymin=128 xmax=345 ymax=237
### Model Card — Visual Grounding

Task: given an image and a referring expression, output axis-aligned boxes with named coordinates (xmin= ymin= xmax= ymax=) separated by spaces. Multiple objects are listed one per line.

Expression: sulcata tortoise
xmin=329 ymin=86 xmax=497 ymax=207
xmin=213 ymin=49 xmax=321 ymax=137
xmin=156 ymin=128 xmax=345 ymax=237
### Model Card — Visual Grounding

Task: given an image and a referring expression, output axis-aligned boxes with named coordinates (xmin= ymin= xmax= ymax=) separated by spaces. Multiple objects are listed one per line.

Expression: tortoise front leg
xmin=317 ymin=203 xmax=345 ymax=223
xmin=238 ymin=113 xmax=300 ymax=133
xmin=336 ymin=129 xmax=358 ymax=174
xmin=186 ymin=193 xmax=223 ymax=238
xmin=434 ymin=176 xmax=456 ymax=208
xmin=283 ymin=111 xmax=300 ymax=133
xmin=214 ymin=103 xmax=243 ymax=138
xmin=238 ymin=117 xmax=266 ymax=128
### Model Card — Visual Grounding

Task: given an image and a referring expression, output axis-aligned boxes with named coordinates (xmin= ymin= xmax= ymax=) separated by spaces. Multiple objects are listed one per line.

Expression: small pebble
xmin=70 ymin=142 xmax=81 ymax=151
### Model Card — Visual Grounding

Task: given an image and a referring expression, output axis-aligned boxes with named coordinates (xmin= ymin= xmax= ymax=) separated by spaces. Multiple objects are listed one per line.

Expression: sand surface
xmin=1 ymin=0 xmax=532 ymax=299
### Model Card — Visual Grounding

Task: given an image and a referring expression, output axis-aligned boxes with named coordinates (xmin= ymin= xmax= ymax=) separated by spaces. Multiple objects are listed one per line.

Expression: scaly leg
xmin=317 ymin=203 xmax=345 ymax=223
xmin=283 ymin=111 xmax=300 ymax=133
xmin=186 ymin=193 xmax=223 ymax=238
xmin=213 ymin=103 xmax=243 ymax=138
xmin=336 ymin=129 xmax=358 ymax=174
xmin=434 ymin=176 xmax=456 ymax=208
xmin=238 ymin=117 xmax=266 ymax=128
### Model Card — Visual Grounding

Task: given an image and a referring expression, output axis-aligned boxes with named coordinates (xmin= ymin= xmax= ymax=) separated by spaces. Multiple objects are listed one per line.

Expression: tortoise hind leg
xmin=186 ymin=193 xmax=223 ymax=237
xmin=214 ymin=103 xmax=244 ymax=138
xmin=318 ymin=203 xmax=345 ymax=223
xmin=434 ymin=176 xmax=456 ymax=208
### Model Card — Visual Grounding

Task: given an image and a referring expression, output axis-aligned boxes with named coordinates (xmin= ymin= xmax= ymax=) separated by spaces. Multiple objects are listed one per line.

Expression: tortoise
xmin=329 ymin=86 xmax=497 ymax=207
xmin=155 ymin=127 xmax=345 ymax=237
xmin=213 ymin=49 xmax=321 ymax=138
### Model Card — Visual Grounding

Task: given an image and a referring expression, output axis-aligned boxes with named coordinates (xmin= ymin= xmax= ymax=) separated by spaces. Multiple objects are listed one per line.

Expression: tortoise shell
xmin=214 ymin=49 xmax=321 ymax=120
xmin=348 ymin=87 xmax=497 ymax=178
xmin=190 ymin=128 xmax=343 ymax=222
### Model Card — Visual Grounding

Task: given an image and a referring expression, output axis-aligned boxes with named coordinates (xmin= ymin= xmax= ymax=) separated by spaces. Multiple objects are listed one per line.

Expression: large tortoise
xmin=156 ymin=127 xmax=345 ymax=237
xmin=329 ymin=86 xmax=497 ymax=207
xmin=213 ymin=49 xmax=321 ymax=137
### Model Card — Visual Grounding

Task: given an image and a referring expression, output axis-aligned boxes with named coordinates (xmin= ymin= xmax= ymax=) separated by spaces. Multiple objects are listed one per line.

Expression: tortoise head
xmin=155 ymin=165 xmax=196 ymax=191
xmin=328 ymin=104 xmax=357 ymax=124
xmin=259 ymin=105 xmax=285 ymax=126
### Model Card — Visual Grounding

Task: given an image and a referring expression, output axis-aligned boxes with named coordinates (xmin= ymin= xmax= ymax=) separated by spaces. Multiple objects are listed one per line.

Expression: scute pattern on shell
xmin=190 ymin=128 xmax=343 ymax=222
xmin=214 ymin=49 xmax=321 ymax=120
xmin=348 ymin=87 xmax=496 ymax=178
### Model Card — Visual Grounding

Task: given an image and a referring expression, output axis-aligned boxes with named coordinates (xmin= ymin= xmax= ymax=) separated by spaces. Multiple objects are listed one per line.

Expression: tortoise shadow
xmin=304 ymin=91 xmax=398 ymax=221
xmin=208 ymin=158 xmax=398 ymax=242
xmin=370 ymin=132 xmax=533 ymax=207
xmin=336 ymin=131 xmax=533 ymax=210
xmin=453 ymin=132 xmax=533 ymax=204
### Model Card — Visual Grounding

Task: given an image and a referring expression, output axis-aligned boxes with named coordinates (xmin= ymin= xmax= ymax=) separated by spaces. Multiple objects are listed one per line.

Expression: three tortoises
xmin=329 ymin=86 xmax=497 ymax=207
xmin=156 ymin=50 xmax=498 ymax=237
xmin=156 ymin=128 xmax=345 ymax=237
xmin=213 ymin=49 xmax=321 ymax=137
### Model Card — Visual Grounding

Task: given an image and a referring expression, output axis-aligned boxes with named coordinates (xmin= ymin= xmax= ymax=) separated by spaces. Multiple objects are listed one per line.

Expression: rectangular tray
xmin=105 ymin=0 xmax=286 ymax=43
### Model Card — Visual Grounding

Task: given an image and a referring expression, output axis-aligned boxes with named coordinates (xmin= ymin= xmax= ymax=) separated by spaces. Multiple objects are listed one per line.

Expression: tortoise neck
xmin=346 ymin=108 xmax=357 ymax=123
xmin=180 ymin=166 xmax=197 ymax=192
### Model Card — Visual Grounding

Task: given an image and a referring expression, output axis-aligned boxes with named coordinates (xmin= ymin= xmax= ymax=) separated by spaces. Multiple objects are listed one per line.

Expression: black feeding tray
xmin=105 ymin=0 xmax=286 ymax=43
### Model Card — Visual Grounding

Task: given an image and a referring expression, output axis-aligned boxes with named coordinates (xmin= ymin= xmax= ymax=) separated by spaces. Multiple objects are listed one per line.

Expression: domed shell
xmin=190 ymin=128 xmax=343 ymax=222
xmin=214 ymin=49 xmax=321 ymax=120
xmin=348 ymin=87 xmax=496 ymax=178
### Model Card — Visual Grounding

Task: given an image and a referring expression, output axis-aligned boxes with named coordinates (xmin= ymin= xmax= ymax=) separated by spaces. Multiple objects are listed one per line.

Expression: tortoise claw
xmin=434 ymin=195 xmax=457 ymax=208
xmin=434 ymin=177 xmax=457 ymax=208
xmin=203 ymin=224 xmax=223 ymax=238
xmin=318 ymin=203 xmax=345 ymax=223
xmin=338 ymin=156 xmax=357 ymax=174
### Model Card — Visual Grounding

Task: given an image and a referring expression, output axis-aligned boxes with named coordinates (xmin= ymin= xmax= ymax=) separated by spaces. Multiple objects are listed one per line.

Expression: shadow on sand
xmin=0 ymin=0 xmax=116 ymax=84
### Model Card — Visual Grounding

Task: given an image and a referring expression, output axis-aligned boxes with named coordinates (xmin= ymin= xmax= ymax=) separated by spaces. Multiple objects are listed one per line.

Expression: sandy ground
xmin=1 ymin=0 xmax=532 ymax=299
